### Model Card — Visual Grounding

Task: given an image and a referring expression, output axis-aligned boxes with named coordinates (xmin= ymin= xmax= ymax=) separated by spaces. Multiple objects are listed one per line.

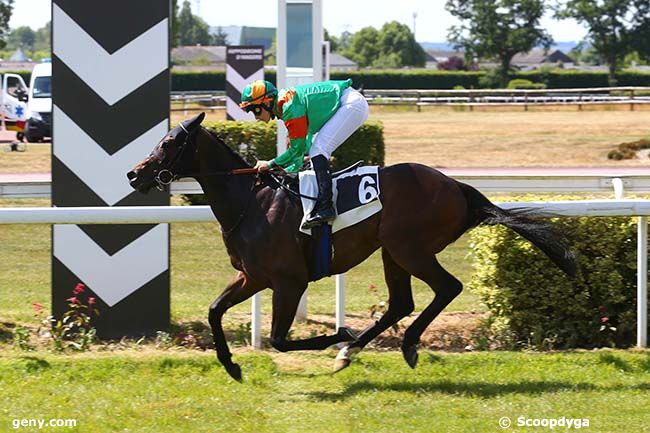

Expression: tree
xmin=343 ymin=26 xmax=380 ymax=67
xmin=558 ymin=0 xmax=650 ymax=84
xmin=212 ymin=26 xmax=229 ymax=46
xmin=34 ymin=22 xmax=51 ymax=52
xmin=171 ymin=0 xmax=179 ymax=47
xmin=324 ymin=29 xmax=338 ymax=53
xmin=446 ymin=0 xmax=552 ymax=87
xmin=0 ymin=0 xmax=13 ymax=50
xmin=342 ymin=22 xmax=425 ymax=68
xmin=377 ymin=21 xmax=425 ymax=68
xmin=177 ymin=0 xmax=211 ymax=46
xmin=8 ymin=26 xmax=35 ymax=51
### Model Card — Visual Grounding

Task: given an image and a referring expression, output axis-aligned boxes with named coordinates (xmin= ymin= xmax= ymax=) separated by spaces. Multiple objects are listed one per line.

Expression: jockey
xmin=239 ymin=79 xmax=369 ymax=230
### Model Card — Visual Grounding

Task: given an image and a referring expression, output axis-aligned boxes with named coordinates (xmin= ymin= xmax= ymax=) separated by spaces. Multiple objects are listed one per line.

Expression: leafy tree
xmin=8 ymin=26 xmax=35 ymax=51
xmin=377 ymin=21 xmax=425 ymax=68
xmin=557 ymin=0 xmax=650 ymax=84
xmin=337 ymin=30 xmax=353 ymax=52
xmin=324 ymin=29 xmax=338 ymax=53
xmin=212 ymin=26 xmax=229 ymax=46
xmin=34 ymin=22 xmax=50 ymax=52
xmin=171 ymin=0 xmax=179 ymax=47
xmin=447 ymin=0 xmax=552 ymax=87
xmin=343 ymin=22 xmax=425 ymax=68
xmin=343 ymin=26 xmax=380 ymax=67
xmin=0 ymin=0 xmax=13 ymax=50
xmin=178 ymin=0 xmax=211 ymax=46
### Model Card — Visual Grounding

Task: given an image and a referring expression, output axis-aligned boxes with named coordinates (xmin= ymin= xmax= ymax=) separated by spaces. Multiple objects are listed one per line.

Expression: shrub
xmin=507 ymin=79 xmax=546 ymax=89
xmin=469 ymin=196 xmax=647 ymax=349
xmin=607 ymin=139 xmax=650 ymax=160
xmin=183 ymin=120 xmax=385 ymax=205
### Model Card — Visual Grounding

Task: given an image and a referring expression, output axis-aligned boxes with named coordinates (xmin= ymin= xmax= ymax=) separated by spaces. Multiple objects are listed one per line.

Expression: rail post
xmin=638 ymin=216 xmax=648 ymax=348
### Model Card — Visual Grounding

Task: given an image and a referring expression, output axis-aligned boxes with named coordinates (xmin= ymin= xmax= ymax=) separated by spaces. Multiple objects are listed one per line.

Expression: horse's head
xmin=127 ymin=112 xmax=205 ymax=194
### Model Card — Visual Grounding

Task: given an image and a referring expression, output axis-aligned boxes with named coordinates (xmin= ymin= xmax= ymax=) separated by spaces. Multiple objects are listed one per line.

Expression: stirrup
xmin=302 ymin=209 xmax=335 ymax=230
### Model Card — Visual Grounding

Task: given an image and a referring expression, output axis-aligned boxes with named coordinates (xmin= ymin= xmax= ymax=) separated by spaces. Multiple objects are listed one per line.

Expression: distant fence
xmin=169 ymin=87 xmax=650 ymax=113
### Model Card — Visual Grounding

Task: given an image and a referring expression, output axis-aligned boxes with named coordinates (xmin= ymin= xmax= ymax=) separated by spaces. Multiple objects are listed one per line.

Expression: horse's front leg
xmin=208 ymin=271 xmax=264 ymax=381
xmin=269 ymin=279 xmax=358 ymax=352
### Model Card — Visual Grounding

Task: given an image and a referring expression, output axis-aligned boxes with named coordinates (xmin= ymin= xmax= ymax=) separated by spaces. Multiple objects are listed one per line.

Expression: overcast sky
xmin=12 ymin=0 xmax=588 ymax=43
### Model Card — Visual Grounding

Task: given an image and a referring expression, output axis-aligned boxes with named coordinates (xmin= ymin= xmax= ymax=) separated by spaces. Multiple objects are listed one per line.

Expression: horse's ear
xmin=182 ymin=112 xmax=206 ymax=132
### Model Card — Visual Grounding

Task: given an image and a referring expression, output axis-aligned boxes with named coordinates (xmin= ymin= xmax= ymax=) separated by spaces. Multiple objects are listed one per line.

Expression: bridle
xmin=146 ymin=123 xmax=275 ymax=236
xmin=150 ymin=123 xmax=261 ymax=191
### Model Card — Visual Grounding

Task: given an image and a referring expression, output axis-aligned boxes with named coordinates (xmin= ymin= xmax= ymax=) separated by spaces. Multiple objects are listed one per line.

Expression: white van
xmin=0 ymin=72 xmax=29 ymax=139
xmin=24 ymin=61 xmax=52 ymax=142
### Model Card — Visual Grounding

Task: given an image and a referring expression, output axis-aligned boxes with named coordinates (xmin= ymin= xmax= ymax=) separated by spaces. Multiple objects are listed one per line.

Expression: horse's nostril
xmin=126 ymin=170 xmax=137 ymax=180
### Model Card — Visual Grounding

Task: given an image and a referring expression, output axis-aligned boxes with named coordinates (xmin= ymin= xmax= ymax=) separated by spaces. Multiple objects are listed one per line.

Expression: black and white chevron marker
xmin=52 ymin=0 xmax=170 ymax=338
xmin=226 ymin=46 xmax=265 ymax=120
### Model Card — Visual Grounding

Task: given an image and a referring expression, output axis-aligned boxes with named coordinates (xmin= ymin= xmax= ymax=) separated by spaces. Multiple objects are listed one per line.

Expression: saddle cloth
xmin=299 ymin=165 xmax=382 ymax=235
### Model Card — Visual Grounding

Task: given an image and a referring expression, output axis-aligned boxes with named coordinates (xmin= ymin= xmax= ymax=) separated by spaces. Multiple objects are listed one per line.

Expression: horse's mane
xmin=203 ymin=128 xmax=252 ymax=168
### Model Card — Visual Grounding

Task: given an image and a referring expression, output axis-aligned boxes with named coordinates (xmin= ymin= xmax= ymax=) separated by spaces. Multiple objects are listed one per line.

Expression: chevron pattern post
xmin=226 ymin=46 xmax=265 ymax=120
xmin=52 ymin=0 xmax=170 ymax=338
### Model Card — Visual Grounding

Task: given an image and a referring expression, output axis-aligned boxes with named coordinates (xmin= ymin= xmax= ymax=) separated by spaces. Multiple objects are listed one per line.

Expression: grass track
xmin=1 ymin=350 xmax=649 ymax=433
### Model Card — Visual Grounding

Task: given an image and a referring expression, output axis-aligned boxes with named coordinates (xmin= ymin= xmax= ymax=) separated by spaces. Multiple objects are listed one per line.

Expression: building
xmin=512 ymin=48 xmax=574 ymax=70
xmin=172 ymin=46 xmax=226 ymax=67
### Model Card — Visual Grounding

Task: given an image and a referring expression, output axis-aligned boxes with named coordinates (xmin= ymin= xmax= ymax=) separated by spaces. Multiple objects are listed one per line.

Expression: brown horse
xmin=127 ymin=113 xmax=576 ymax=381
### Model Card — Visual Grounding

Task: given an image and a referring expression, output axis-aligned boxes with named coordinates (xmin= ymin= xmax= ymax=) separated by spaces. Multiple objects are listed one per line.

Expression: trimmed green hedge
xmin=469 ymin=196 xmax=648 ymax=349
xmin=183 ymin=120 xmax=384 ymax=204
xmin=203 ymin=119 xmax=384 ymax=171
xmin=170 ymin=69 xmax=650 ymax=91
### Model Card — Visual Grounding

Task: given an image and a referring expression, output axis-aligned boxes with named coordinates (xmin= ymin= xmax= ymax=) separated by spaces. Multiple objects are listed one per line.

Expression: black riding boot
xmin=302 ymin=155 xmax=335 ymax=230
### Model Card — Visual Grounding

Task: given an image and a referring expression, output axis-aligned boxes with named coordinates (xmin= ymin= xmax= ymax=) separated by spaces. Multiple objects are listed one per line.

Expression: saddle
xmin=265 ymin=161 xmax=382 ymax=282
xmin=265 ymin=160 xmax=365 ymax=200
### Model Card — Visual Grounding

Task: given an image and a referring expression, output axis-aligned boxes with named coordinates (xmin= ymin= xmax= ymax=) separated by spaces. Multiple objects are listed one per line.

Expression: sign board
xmin=52 ymin=0 xmax=170 ymax=338
xmin=226 ymin=45 xmax=264 ymax=120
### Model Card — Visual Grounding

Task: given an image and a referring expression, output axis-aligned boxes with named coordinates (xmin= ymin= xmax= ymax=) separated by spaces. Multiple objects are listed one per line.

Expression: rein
xmin=151 ymin=124 xmax=317 ymax=236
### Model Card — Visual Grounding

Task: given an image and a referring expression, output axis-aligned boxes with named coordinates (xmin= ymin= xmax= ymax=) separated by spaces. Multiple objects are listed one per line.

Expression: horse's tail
xmin=458 ymin=182 xmax=577 ymax=277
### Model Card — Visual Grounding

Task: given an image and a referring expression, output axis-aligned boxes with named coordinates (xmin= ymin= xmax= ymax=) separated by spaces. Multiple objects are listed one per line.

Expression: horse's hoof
xmin=225 ymin=363 xmax=243 ymax=382
xmin=402 ymin=345 xmax=419 ymax=369
xmin=333 ymin=357 xmax=351 ymax=373
xmin=337 ymin=327 xmax=359 ymax=342
xmin=333 ymin=345 xmax=361 ymax=373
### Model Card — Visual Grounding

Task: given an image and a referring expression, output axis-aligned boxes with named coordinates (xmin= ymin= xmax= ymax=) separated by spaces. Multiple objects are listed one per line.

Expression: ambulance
xmin=0 ymin=71 xmax=28 ymax=140
xmin=24 ymin=61 xmax=52 ymax=142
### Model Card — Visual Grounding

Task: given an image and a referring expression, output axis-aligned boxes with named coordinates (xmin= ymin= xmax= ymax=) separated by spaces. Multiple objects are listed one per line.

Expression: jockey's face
xmin=253 ymin=105 xmax=272 ymax=122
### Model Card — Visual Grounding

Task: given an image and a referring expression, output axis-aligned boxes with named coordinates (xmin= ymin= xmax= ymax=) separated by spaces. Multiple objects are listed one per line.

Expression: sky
xmin=10 ymin=0 xmax=588 ymax=43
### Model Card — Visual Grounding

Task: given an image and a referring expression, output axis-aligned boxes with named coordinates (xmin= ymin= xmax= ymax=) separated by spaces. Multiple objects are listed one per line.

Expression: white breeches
xmin=309 ymin=87 xmax=369 ymax=159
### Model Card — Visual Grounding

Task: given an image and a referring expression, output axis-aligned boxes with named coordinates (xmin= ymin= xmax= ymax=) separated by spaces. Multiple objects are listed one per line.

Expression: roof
xmin=425 ymin=49 xmax=465 ymax=62
xmin=512 ymin=48 xmax=573 ymax=65
xmin=329 ymin=53 xmax=357 ymax=68
xmin=172 ymin=46 xmax=226 ymax=64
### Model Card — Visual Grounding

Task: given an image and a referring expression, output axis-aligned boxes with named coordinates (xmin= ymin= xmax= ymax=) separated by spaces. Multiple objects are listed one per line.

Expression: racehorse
xmin=127 ymin=113 xmax=576 ymax=382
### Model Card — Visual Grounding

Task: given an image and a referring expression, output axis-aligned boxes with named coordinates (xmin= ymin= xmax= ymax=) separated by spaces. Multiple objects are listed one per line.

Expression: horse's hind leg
xmin=334 ymin=248 xmax=414 ymax=372
xmin=269 ymin=279 xmax=358 ymax=352
xmin=393 ymin=252 xmax=462 ymax=369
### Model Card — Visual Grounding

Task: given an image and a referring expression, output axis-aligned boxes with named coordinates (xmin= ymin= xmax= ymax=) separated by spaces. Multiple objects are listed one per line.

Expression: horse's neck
xmin=195 ymin=134 xmax=255 ymax=233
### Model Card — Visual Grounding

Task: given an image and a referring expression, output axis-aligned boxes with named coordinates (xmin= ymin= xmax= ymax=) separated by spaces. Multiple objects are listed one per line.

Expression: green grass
xmin=1 ymin=350 xmax=649 ymax=433
xmin=0 ymin=199 xmax=481 ymax=327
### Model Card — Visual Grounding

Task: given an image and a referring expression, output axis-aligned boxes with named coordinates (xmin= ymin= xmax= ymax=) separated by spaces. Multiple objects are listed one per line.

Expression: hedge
xmin=183 ymin=120 xmax=384 ymax=205
xmin=170 ymin=69 xmax=650 ymax=91
xmin=11 ymin=68 xmax=650 ymax=91
xmin=469 ymin=195 xmax=648 ymax=349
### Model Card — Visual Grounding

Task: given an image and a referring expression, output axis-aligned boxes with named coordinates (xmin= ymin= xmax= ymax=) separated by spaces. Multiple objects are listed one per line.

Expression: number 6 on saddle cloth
xmin=299 ymin=164 xmax=382 ymax=280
